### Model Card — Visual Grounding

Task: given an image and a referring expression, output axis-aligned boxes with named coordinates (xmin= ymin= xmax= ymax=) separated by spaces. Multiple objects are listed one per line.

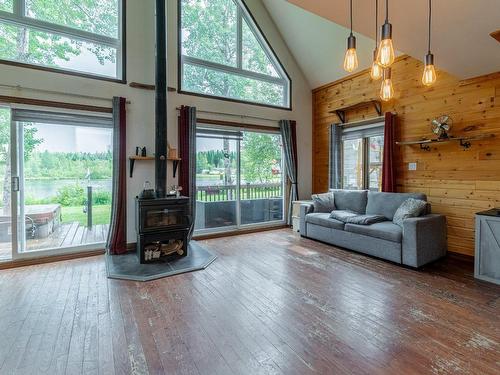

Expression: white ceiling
xmin=262 ymin=0 xmax=376 ymax=89
xmin=263 ymin=0 xmax=500 ymax=89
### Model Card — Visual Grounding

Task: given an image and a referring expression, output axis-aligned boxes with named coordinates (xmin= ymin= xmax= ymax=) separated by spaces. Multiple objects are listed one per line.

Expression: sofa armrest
xmin=402 ymin=214 xmax=447 ymax=267
xmin=300 ymin=203 xmax=314 ymax=237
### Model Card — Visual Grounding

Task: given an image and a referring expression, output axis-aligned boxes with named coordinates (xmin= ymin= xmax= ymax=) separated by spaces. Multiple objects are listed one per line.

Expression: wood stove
xmin=136 ymin=197 xmax=191 ymax=264
xmin=133 ymin=0 xmax=193 ymax=264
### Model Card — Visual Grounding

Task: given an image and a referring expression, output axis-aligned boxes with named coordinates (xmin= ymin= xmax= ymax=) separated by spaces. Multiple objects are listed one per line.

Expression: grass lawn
xmin=61 ymin=205 xmax=111 ymax=226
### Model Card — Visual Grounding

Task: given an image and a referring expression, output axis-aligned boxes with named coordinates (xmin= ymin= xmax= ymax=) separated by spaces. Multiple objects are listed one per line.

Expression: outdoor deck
xmin=0 ymin=222 xmax=109 ymax=261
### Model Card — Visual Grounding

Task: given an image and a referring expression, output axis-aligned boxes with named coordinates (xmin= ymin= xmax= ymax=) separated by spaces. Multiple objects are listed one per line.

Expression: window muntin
xmin=0 ymin=0 xmax=123 ymax=79
xmin=179 ymin=0 xmax=290 ymax=108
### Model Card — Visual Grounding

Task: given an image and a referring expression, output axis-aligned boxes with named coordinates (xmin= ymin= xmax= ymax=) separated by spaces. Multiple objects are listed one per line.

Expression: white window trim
xmin=0 ymin=0 xmax=124 ymax=80
xmin=179 ymin=0 xmax=291 ymax=109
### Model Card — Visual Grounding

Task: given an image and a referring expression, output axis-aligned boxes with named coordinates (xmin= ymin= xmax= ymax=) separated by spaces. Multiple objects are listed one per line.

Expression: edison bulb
xmin=422 ymin=64 xmax=436 ymax=86
xmin=377 ymin=38 xmax=395 ymax=68
xmin=343 ymin=48 xmax=358 ymax=73
xmin=380 ymin=79 xmax=394 ymax=101
xmin=422 ymin=54 xmax=437 ymax=86
xmin=380 ymin=68 xmax=394 ymax=101
xmin=370 ymin=61 xmax=383 ymax=80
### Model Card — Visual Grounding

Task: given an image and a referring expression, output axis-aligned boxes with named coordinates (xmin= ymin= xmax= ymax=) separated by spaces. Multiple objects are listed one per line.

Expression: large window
xmin=179 ymin=0 xmax=291 ymax=109
xmin=0 ymin=0 xmax=124 ymax=80
xmin=342 ymin=124 xmax=384 ymax=191
xmin=195 ymin=125 xmax=284 ymax=233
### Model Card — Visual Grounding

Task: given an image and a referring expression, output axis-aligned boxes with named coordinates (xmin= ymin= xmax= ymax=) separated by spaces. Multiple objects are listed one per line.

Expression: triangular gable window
xmin=179 ymin=0 xmax=291 ymax=109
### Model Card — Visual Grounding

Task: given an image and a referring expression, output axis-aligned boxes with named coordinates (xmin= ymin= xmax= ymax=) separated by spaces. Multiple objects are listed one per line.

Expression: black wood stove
xmin=135 ymin=197 xmax=191 ymax=264
xmin=134 ymin=0 xmax=193 ymax=264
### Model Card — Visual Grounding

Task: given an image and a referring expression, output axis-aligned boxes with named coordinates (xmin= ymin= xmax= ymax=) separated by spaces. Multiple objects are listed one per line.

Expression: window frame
xmin=177 ymin=0 xmax=292 ymax=110
xmin=341 ymin=122 xmax=384 ymax=191
xmin=0 ymin=0 xmax=126 ymax=83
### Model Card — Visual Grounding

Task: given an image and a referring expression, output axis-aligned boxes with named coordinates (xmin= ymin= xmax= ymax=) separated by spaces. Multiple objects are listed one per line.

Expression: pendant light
xmin=422 ymin=0 xmax=437 ymax=86
xmin=380 ymin=68 xmax=394 ymax=101
xmin=343 ymin=0 xmax=358 ymax=73
xmin=377 ymin=0 xmax=395 ymax=67
xmin=370 ymin=0 xmax=383 ymax=80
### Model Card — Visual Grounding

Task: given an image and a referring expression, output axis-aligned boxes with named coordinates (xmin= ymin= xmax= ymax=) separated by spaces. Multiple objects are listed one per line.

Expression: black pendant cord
xmin=385 ymin=0 xmax=388 ymax=22
xmin=427 ymin=0 xmax=432 ymax=54
xmin=350 ymin=0 xmax=353 ymax=36
xmin=375 ymin=0 xmax=378 ymax=45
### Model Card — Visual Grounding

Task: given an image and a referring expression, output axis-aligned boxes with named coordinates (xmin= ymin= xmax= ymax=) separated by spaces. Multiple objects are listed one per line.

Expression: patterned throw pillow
xmin=393 ymin=198 xmax=428 ymax=227
xmin=312 ymin=192 xmax=336 ymax=213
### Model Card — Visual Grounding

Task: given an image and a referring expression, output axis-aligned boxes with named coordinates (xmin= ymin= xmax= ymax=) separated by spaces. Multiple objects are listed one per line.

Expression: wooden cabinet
xmin=475 ymin=210 xmax=500 ymax=285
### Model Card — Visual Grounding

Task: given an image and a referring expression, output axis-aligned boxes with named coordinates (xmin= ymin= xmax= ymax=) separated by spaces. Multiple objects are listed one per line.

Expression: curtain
xmin=329 ymin=124 xmax=342 ymax=189
xmin=106 ymin=97 xmax=127 ymax=255
xmin=382 ymin=112 xmax=396 ymax=192
xmin=279 ymin=120 xmax=298 ymax=225
xmin=178 ymin=106 xmax=197 ymax=239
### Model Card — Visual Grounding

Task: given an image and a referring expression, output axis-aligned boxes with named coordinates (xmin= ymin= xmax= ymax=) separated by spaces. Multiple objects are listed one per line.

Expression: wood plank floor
xmin=0 ymin=229 xmax=498 ymax=374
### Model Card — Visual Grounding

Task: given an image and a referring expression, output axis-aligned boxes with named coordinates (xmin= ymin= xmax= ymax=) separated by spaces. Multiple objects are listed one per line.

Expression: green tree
xmin=181 ymin=0 xmax=284 ymax=106
xmin=241 ymin=133 xmax=281 ymax=183
xmin=0 ymin=109 xmax=43 ymax=214
xmin=0 ymin=0 xmax=118 ymax=67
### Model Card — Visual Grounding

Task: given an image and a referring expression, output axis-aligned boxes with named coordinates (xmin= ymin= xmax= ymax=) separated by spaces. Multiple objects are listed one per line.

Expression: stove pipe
xmin=154 ymin=0 xmax=167 ymax=198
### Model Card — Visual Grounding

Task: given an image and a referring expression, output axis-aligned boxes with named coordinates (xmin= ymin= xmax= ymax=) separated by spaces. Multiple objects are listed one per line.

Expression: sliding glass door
xmin=3 ymin=108 xmax=113 ymax=260
xmin=195 ymin=125 xmax=284 ymax=234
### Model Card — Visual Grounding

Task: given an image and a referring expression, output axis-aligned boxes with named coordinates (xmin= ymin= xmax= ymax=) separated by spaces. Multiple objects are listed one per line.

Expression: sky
xmin=33 ymin=123 xmax=112 ymax=153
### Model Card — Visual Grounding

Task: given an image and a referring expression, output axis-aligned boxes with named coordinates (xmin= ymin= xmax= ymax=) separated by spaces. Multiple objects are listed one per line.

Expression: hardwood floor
xmin=0 ymin=229 xmax=498 ymax=374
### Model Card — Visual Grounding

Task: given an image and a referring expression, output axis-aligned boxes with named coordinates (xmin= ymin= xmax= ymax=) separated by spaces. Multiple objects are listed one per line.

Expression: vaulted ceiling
xmin=263 ymin=0 xmax=500 ymax=89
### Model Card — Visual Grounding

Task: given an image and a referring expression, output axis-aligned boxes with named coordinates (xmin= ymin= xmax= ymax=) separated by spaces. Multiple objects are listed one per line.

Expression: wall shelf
xmin=167 ymin=157 xmax=181 ymax=178
xmin=329 ymin=100 xmax=382 ymax=123
xmin=396 ymin=134 xmax=495 ymax=151
xmin=129 ymin=156 xmax=182 ymax=178
xmin=129 ymin=156 xmax=155 ymax=178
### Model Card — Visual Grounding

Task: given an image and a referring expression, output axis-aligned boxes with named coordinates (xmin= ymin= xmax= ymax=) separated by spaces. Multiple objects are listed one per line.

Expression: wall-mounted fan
xmin=431 ymin=115 xmax=453 ymax=139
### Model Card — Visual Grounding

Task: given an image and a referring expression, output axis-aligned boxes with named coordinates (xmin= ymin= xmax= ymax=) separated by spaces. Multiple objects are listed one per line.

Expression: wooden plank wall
xmin=312 ymin=55 xmax=500 ymax=256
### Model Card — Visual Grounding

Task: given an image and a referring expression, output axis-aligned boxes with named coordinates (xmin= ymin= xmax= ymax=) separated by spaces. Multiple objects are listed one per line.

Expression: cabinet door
xmin=477 ymin=217 xmax=500 ymax=281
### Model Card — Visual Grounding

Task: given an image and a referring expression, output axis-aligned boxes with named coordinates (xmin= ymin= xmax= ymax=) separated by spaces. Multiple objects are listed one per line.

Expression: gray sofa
xmin=300 ymin=190 xmax=447 ymax=268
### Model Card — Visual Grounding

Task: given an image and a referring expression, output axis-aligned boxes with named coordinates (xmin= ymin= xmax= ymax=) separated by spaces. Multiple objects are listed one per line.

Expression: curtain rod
xmin=175 ymin=107 xmax=280 ymax=123
xmin=0 ymin=84 xmax=131 ymax=104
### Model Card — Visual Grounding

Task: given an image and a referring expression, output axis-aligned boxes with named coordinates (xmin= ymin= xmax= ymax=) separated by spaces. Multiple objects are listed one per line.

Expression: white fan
xmin=431 ymin=115 xmax=453 ymax=139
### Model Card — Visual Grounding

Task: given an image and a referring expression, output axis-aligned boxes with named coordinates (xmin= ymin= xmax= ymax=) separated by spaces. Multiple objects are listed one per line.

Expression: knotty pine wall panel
xmin=312 ymin=55 xmax=500 ymax=256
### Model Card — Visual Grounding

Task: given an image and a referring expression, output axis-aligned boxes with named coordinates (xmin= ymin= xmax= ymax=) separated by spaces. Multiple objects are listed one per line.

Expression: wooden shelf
xmin=329 ymin=100 xmax=382 ymax=123
xmin=129 ymin=156 xmax=182 ymax=178
xmin=129 ymin=156 xmax=154 ymax=177
xmin=396 ymin=134 xmax=495 ymax=151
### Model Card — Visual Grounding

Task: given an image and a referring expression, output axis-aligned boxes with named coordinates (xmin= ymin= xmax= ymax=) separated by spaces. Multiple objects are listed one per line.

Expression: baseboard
xmin=446 ymin=251 xmax=474 ymax=263
xmin=0 ymin=249 xmax=105 ymax=270
xmin=194 ymin=224 xmax=289 ymax=240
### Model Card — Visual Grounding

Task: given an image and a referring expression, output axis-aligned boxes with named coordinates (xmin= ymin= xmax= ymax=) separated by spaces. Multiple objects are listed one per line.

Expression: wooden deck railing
xmin=196 ymin=183 xmax=282 ymax=202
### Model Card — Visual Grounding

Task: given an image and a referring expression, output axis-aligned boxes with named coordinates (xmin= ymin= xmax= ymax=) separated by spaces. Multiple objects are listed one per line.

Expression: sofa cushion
xmin=311 ymin=192 xmax=336 ymax=213
xmin=366 ymin=192 xmax=427 ymax=220
xmin=393 ymin=198 xmax=428 ymax=227
xmin=345 ymin=221 xmax=403 ymax=243
xmin=305 ymin=213 xmax=345 ymax=230
xmin=329 ymin=189 xmax=368 ymax=214
xmin=330 ymin=210 xmax=387 ymax=225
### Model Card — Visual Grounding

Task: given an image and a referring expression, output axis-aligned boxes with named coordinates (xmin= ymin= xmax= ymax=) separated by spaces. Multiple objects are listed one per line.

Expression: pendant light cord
xmin=385 ymin=0 xmax=388 ymax=22
xmin=427 ymin=0 xmax=432 ymax=53
xmin=350 ymin=0 xmax=353 ymax=35
xmin=375 ymin=0 xmax=378 ymax=45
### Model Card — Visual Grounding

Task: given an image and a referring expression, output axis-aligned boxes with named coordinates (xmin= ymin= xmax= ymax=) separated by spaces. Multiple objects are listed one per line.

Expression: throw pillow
xmin=312 ymin=192 xmax=335 ymax=213
xmin=393 ymin=198 xmax=428 ymax=227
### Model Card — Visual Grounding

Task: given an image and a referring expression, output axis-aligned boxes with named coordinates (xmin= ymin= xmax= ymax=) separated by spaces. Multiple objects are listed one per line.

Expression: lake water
xmin=24 ymin=179 xmax=112 ymax=199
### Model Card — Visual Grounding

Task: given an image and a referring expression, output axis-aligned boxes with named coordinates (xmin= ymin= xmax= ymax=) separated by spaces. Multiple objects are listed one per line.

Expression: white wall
xmin=0 ymin=0 xmax=312 ymax=243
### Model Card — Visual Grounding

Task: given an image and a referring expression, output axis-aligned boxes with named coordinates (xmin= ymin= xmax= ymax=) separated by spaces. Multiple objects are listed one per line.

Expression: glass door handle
xmin=11 ymin=177 xmax=19 ymax=192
